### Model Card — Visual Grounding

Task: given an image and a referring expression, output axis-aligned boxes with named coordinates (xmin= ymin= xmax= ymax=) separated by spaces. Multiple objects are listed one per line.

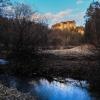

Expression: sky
xmin=12 ymin=0 xmax=97 ymax=27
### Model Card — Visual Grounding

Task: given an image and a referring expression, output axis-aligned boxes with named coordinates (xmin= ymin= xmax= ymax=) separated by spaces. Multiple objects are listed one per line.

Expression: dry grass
xmin=0 ymin=83 xmax=35 ymax=100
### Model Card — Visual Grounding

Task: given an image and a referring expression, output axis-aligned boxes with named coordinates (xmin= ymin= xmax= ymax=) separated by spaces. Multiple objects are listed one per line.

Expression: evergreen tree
xmin=85 ymin=1 xmax=100 ymax=45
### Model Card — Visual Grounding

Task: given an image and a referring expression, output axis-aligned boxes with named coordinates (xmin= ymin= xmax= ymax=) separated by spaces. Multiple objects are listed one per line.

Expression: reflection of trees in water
xmin=0 ymin=75 xmax=92 ymax=100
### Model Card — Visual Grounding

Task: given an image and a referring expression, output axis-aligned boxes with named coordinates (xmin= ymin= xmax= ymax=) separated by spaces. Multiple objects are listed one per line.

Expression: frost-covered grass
xmin=42 ymin=44 xmax=97 ymax=56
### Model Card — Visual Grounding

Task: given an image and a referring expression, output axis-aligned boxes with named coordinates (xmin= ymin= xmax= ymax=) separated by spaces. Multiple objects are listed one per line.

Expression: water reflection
xmin=31 ymin=79 xmax=91 ymax=100
xmin=0 ymin=59 xmax=8 ymax=64
xmin=0 ymin=75 xmax=92 ymax=100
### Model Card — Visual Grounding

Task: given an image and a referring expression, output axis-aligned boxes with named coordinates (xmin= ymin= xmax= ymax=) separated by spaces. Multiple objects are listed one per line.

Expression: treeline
xmin=0 ymin=0 xmax=85 ymax=60
xmin=0 ymin=17 xmax=49 ymax=60
xmin=0 ymin=0 xmax=100 ymax=62
xmin=84 ymin=1 xmax=100 ymax=46
xmin=49 ymin=1 xmax=100 ymax=48
xmin=0 ymin=1 xmax=49 ymax=62
xmin=48 ymin=29 xmax=83 ymax=49
xmin=84 ymin=1 xmax=100 ymax=90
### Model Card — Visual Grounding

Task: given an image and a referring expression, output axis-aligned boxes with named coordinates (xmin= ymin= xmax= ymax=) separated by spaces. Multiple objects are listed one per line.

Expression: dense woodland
xmin=0 ymin=0 xmax=85 ymax=62
xmin=85 ymin=1 xmax=100 ymax=46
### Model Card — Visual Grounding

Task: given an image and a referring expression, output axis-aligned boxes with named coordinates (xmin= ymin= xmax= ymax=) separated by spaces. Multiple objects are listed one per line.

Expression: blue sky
xmin=13 ymin=0 xmax=95 ymax=26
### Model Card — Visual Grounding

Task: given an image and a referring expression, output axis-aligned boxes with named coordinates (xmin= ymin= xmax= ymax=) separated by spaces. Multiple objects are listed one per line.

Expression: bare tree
xmin=14 ymin=3 xmax=34 ymax=20
xmin=0 ymin=0 xmax=12 ymax=17
xmin=6 ymin=3 xmax=49 ymax=62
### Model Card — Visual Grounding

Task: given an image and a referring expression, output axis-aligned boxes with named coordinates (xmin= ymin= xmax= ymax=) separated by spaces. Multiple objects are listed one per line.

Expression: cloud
xmin=76 ymin=0 xmax=84 ymax=4
xmin=46 ymin=10 xmax=85 ymax=27
xmin=72 ymin=11 xmax=85 ymax=26
xmin=37 ymin=9 xmax=72 ymax=25
xmin=31 ymin=9 xmax=85 ymax=27
xmin=31 ymin=9 xmax=72 ymax=26
xmin=44 ymin=9 xmax=72 ymax=20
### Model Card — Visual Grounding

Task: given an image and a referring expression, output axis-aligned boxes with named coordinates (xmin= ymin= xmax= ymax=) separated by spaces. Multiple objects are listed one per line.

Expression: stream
xmin=0 ymin=75 xmax=99 ymax=100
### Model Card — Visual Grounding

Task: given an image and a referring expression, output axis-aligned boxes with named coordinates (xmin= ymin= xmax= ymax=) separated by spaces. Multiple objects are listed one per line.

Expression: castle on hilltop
xmin=52 ymin=20 xmax=84 ymax=35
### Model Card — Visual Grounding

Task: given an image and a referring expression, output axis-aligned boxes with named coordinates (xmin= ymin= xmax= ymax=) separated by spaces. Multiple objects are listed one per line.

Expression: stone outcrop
xmin=52 ymin=20 xmax=84 ymax=35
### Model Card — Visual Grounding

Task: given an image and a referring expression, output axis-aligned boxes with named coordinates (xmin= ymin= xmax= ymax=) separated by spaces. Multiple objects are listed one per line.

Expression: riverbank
xmin=0 ymin=44 xmax=100 ymax=91
xmin=0 ymin=83 xmax=35 ymax=100
xmin=0 ymin=75 xmax=96 ymax=100
xmin=37 ymin=45 xmax=100 ymax=91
